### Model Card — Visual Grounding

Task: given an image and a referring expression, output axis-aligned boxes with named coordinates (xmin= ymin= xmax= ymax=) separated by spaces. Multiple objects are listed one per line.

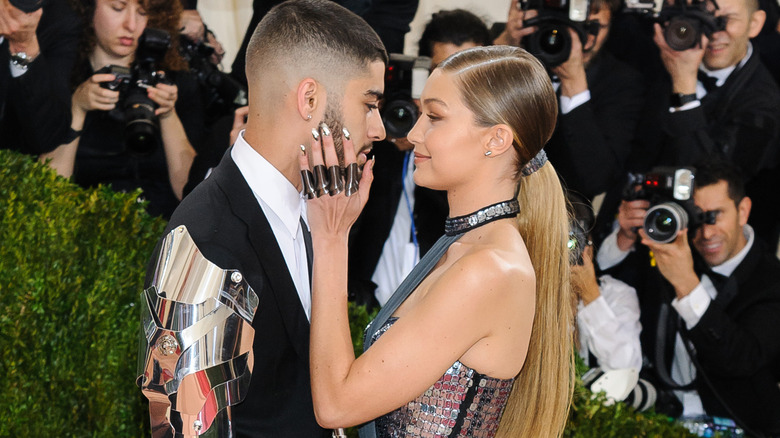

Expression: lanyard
xmin=401 ymin=151 xmax=419 ymax=262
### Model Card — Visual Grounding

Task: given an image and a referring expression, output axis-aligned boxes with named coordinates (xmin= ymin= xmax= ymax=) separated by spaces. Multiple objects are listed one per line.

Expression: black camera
xmin=97 ymin=28 xmax=171 ymax=155
xmin=381 ymin=54 xmax=431 ymax=139
xmin=179 ymin=35 xmax=247 ymax=123
xmin=520 ymin=0 xmax=600 ymax=68
xmin=623 ymin=167 xmax=716 ymax=244
xmin=9 ymin=0 xmax=43 ymax=13
xmin=624 ymin=0 xmax=726 ymax=51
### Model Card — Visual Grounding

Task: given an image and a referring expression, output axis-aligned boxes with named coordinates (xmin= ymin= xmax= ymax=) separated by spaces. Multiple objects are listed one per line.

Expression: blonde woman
xmin=304 ymin=45 xmax=574 ymax=437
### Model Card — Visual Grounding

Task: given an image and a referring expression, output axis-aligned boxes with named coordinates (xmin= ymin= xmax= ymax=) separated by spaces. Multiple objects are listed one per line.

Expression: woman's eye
xmin=426 ymin=113 xmax=441 ymax=121
xmin=366 ymin=103 xmax=379 ymax=113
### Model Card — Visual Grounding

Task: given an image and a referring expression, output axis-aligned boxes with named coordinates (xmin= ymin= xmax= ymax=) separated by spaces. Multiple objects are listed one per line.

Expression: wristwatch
xmin=670 ymin=93 xmax=697 ymax=108
xmin=9 ymin=51 xmax=37 ymax=70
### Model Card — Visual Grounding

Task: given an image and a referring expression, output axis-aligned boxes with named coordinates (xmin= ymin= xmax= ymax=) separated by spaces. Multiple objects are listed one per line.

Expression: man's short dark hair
xmin=246 ymin=0 xmax=387 ymax=86
xmin=418 ymin=9 xmax=491 ymax=58
xmin=695 ymin=160 xmax=746 ymax=205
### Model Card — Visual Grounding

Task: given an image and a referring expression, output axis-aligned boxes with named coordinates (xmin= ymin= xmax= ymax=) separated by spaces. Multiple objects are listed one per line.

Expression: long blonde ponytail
xmin=440 ymin=46 xmax=574 ymax=437
xmin=497 ymin=162 xmax=574 ymax=438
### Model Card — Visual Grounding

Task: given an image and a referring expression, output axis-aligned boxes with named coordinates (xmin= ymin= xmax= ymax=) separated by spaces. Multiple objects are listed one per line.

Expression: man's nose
xmin=369 ymin=115 xmax=386 ymax=142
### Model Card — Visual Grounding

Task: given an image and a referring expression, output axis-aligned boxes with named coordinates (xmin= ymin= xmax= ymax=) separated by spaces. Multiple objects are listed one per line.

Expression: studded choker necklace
xmin=444 ymin=199 xmax=520 ymax=236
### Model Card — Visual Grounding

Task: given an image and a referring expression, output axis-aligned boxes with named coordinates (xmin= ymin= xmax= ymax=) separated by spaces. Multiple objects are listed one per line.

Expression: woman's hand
xmin=148 ymin=78 xmax=178 ymax=119
xmin=72 ymin=73 xmax=120 ymax=114
xmin=300 ymin=123 xmax=374 ymax=239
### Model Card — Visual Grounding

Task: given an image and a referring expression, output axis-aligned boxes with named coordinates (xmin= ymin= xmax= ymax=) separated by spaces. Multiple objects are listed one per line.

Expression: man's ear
xmin=297 ymin=78 xmax=322 ymax=121
xmin=747 ymin=9 xmax=766 ymax=38
xmin=737 ymin=196 xmax=752 ymax=226
xmin=483 ymin=125 xmax=515 ymax=157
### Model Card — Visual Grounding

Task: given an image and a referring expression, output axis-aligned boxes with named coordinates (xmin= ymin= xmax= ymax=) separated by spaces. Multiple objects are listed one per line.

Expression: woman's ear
xmin=483 ymin=125 xmax=514 ymax=157
xmin=297 ymin=78 xmax=321 ymax=122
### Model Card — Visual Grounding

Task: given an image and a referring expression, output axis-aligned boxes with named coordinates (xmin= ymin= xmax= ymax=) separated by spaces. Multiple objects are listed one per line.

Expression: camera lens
xmin=382 ymin=99 xmax=418 ymax=139
xmin=664 ymin=16 xmax=701 ymax=51
xmin=644 ymin=202 xmax=689 ymax=244
xmin=124 ymin=88 xmax=159 ymax=155
xmin=526 ymin=23 xmax=572 ymax=68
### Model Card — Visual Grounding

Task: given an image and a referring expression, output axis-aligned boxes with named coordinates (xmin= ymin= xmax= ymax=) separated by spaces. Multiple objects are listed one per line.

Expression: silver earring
xmin=307 ymin=114 xmax=312 ymax=120
xmin=485 ymin=151 xmax=492 ymax=156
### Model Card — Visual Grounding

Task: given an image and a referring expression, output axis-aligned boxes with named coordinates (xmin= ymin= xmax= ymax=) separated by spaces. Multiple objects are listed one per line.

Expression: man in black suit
xmin=495 ymin=0 xmax=645 ymax=201
xmin=0 ymin=0 xmax=80 ymax=155
xmin=148 ymin=1 xmax=387 ymax=436
xmin=597 ymin=161 xmax=780 ymax=436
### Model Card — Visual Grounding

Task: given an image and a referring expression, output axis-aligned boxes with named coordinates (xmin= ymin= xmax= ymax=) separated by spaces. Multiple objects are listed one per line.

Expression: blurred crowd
xmin=1 ymin=0 xmax=778 ymax=435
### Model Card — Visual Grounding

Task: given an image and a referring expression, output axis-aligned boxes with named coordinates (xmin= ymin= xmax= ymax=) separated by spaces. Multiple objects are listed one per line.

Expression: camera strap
xmin=680 ymin=328 xmax=765 ymax=438
xmin=653 ymin=303 xmax=697 ymax=390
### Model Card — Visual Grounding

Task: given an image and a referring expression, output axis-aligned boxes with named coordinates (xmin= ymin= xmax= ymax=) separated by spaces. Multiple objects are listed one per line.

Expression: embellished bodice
xmin=371 ymin=318 xmax=514 ymax=438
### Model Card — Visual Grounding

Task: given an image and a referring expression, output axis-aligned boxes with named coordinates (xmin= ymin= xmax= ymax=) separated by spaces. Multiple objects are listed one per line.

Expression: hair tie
xmin=521 ymin=149 xmax=547 ymax=177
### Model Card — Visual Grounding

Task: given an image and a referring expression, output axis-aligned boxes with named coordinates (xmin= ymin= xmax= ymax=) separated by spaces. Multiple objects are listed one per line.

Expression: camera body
xmin=179 ymin=36 xmax=247 ymax=123
xmin=623 ymin=0 xmax=725 ymax=51
xmin=520 ymin=0 xmax=597 ymax=68
xmin=97 ymin=28 xmax=171 ymax=155
xmin=381 ymin=54 xmax=431 ymax=139
xmin=623 ymin=167 xmax=716 ymax=244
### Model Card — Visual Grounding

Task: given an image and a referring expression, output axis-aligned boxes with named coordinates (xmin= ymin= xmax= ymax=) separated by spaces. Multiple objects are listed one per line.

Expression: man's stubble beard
xmin=321 ymin=98 xmax=372 ymax=172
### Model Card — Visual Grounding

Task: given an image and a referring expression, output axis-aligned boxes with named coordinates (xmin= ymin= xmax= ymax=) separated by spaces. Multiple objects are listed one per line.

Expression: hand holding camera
xmin=551 ymin=27 xmax=589 ymax=97
xmin=617 ymin=198 xmax=651 ymax=250
xmin=653 ymin=22 xmax=706 ymax=94
xmin=571 ymin=245 xmax=601 ymax=305
xmin=495 ymin=0 xmax=538 ymax=46
xmin=72 ymin=73 xmax=121 ymax=114
xmin=637 ymin=227 xmax=700 ymax=298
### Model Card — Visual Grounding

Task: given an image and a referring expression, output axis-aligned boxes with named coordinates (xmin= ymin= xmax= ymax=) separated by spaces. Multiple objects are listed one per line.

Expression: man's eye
xmin=366 ymin=103 xmax=379 ymax=112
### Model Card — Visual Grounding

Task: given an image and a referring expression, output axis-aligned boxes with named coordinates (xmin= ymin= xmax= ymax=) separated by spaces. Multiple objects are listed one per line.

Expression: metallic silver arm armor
xmin=137 ymin=226 xmax=258 ymax=437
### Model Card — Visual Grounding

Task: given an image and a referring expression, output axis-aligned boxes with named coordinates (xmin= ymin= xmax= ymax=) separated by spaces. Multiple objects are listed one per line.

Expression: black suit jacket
xmin=347 ymin=142 xmax=448 ymax=309
xmin=0 ymin=1 xmax=81 ymax=154
xmin=604 ymin=238 xmax=780 ymax=436
xmin=546 ymin=51 xmax=645 ymax=200
xmin=153 ymin=150 xmax=330 ymax=437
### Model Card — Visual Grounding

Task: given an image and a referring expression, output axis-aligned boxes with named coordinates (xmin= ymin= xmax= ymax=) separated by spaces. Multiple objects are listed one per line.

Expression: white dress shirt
xmin=231 ymin=130 xmax=312 ymax=320
xmin=552 ymin=79 xmax=591 ymax=115
xmin=578 ymin=275 xmax=643 ymax=371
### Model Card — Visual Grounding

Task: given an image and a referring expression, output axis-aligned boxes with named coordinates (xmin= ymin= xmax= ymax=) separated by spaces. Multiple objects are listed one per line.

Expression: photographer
xmin=597 ymin=162 xmax=780 ymax=436
xmin=496 ymin=0 xmax=645 ymax=200
xmin=41 ymin=0 xmax=202 ymax=219
xmin=569 ymin=193 xmax=643 ymax=373
xmin=627 ymin=0 xmax=779 ymax=186
xmin=0 ymin=0 xmax=80 ymax=155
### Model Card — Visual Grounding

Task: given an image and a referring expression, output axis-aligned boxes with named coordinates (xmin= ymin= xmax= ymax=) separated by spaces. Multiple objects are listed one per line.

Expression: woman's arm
xmin=149 ymin=82 xmax=197 ymax=200
xmin=40 ymin=73 xmax=118 ymax=176
xmin=305 ymin=129 xmax=535 ymax=429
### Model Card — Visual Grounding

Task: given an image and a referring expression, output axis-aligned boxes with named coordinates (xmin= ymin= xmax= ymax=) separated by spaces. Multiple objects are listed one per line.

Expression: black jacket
xmin=604 ymin=237 xmax=780 ymax=436
xmin=546 ymin=51 xmax=645 ymax=200
xmin=152 ymin=150 xmax=330 ymax=437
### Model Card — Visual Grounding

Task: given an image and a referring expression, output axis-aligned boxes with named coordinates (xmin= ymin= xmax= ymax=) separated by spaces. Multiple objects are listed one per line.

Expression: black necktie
xmin=697 ymin=71 xmax=719 ymax=93
xmin=300 ymin=217 xmax=313 ymax=286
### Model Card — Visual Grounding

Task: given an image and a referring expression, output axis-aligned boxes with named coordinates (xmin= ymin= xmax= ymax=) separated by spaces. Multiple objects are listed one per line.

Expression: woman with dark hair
xmin=304 ymin=45 xmax=574 ymax=437
xmin=41 ymin=0 xmax=202 ymax=218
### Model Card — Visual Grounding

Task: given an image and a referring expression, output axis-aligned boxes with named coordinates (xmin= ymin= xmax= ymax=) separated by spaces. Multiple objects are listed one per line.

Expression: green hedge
xmin=0 ymin=150 xmax=165 ymax=436
xmin=0 ymin=149 xmax=695 ymax=437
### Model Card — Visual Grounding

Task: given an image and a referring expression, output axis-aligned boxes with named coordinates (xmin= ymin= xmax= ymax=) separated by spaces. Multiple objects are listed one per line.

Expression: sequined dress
xmin=370 ymin=318 xmax=514 ymax=438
